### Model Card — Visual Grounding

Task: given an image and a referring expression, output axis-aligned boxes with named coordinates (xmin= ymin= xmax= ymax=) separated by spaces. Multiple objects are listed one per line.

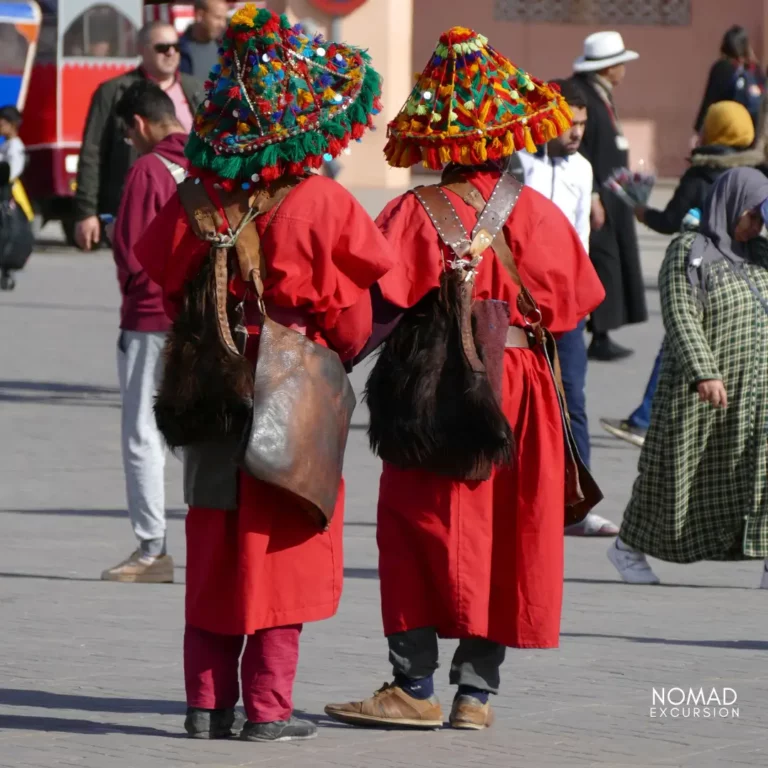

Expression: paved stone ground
xmin=1 ymin=190 xmax=767 ymax=767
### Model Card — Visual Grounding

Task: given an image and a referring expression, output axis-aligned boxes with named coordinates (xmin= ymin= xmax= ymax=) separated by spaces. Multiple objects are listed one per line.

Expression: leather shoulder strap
xmin=443 ymin=175 xmax=541 ymax=324
xmin=178 ymin=177 xmax=223 ymax=239
xmin=413 ymin=185 xmax=471 ymax=259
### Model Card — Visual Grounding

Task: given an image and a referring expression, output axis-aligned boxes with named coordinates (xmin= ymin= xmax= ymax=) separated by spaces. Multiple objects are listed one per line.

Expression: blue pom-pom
xmin=241 ymin=182 xmax=251 ymax=190
xmin=323 ymin=152 xmax=333 ymax=162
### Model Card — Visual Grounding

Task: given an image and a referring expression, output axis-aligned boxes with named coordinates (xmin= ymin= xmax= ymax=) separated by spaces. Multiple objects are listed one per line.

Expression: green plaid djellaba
xmin=620 ymin=231 xmax=768 ymax=562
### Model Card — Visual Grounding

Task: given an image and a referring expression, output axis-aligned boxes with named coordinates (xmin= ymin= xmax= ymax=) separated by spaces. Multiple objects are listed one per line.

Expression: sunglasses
xmin=154 ymin=42 xmax=180 ymax=54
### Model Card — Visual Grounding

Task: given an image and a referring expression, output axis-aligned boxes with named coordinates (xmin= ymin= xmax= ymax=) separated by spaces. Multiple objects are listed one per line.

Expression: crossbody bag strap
xmin=442 ymin=175 xmax=542 ymax=329
xmin=177 ymin=177 xmax=298 ymax=356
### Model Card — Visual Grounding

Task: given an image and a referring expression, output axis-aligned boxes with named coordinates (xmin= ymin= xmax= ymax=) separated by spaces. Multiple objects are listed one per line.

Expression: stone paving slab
xmin=1 ymin=204 xmax=767 ymax=767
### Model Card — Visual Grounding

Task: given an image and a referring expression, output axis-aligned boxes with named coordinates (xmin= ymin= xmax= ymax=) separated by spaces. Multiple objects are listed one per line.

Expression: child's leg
xmin=241 ymin=624 xmax=302 ymax=723
xmin=184 ymin=624 xmax=244 ymax=710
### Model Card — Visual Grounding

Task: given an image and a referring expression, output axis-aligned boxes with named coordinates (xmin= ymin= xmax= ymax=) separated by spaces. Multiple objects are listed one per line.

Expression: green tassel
xmin=186 ymin=55 xmax=381 ymax=178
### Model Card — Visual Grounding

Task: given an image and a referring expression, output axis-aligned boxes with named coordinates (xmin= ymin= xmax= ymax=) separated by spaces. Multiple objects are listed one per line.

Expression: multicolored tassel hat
xmin=385 ymin=26 xmax=572 ymax=169
xmin=185 ymin=5 xmax=382 ymax=183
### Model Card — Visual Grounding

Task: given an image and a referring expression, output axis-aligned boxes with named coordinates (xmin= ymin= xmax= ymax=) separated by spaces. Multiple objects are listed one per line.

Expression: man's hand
xmin=634 ymin=205 xmax=647 ymax=224
xmin=697 ymin=379 xmax=727 ymax=409
xmin=590 ymin=196 xmax=606 ymax=231
xmin=75 ymin=216 xmax=101 ymax=251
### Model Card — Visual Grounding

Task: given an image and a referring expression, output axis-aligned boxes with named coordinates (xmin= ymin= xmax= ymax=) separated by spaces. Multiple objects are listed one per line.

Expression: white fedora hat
xmin=573 ymin=31 xmax=639 ymax=73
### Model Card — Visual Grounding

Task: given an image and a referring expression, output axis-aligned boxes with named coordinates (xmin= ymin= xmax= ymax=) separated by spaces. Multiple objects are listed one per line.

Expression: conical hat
xmin=185 ymin=6 xmax=382 ymax=182
xmin=385 ymin=26 xmax=572 ymax=169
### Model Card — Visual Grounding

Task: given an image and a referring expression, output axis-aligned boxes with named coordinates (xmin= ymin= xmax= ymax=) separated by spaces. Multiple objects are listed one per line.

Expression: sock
xmin=457 ymin=685 xmax=490 ymax=704
xmin=394 ymin=674 xmax=434 ymax=700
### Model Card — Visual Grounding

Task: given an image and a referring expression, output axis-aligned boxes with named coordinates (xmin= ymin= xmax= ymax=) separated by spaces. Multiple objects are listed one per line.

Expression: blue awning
xmin=0 ymin=2 xmax=41 ymax=23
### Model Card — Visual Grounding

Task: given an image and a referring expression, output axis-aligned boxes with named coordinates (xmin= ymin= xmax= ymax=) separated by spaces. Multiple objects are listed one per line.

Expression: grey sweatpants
xmin=116 ymin=330 xmax=167 ymax=556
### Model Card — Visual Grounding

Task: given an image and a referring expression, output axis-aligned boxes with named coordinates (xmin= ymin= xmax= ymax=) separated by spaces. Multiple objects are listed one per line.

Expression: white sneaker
xmin=607 ymin=540 xmax=660 ymax=584
xmin=565 ymin=512 xmax=620 ymax=537
xmin=760 ymin=562 xmax=768 ymax=589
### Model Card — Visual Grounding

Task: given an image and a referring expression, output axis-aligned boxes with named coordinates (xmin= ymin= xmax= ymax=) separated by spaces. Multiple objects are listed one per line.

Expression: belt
xmin=505 ymin=326 xmax=533 ymax=349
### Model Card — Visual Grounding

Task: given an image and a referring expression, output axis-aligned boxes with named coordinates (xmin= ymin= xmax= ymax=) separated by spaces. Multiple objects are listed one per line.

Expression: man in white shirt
xmin=512 ymin=79 xmax=618 ymax=537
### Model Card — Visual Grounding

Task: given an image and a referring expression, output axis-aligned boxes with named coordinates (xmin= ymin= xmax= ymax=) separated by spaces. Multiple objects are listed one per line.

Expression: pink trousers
xmin=184 ymin=623 xmax=302 ymax=723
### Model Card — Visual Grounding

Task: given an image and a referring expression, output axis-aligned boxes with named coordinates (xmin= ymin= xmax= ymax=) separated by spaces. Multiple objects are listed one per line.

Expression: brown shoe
xmin=325 ymin=683 xmax=443 ymax=729
xmin=101 ymin=550 xmax=174 ymax=583
xmin=449 ymin=695 xmax=495 ymax=730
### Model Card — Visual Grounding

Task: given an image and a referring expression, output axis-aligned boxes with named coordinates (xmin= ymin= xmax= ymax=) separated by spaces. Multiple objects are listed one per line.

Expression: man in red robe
xmin=326 ymin=26 xmax=605 ymax=731
xmin=134 ymin=8 xmax=392 ymax=743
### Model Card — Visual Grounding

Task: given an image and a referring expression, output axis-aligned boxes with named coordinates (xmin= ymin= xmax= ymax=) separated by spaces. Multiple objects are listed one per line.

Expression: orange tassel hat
xmin=384 ymin=26 xmax=572 ymax=170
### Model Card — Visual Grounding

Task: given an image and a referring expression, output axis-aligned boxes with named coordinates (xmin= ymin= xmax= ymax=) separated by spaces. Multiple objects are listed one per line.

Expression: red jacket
xmin=113 ymin=132 xmax=188 ymax=332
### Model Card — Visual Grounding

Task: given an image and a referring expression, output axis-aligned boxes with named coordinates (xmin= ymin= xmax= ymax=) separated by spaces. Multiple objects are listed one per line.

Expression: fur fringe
xmin=154 ymin=254 xmax=254 ymax=449
xmin=365 ymin=271 xmax=514 ymax=480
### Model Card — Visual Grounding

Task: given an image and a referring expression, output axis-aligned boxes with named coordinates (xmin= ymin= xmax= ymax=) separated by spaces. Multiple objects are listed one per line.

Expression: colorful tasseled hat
xmin=185 ymin=5 xmax=382 ymax=182
xmin=385 ymin=26 xmax=572 ymax=170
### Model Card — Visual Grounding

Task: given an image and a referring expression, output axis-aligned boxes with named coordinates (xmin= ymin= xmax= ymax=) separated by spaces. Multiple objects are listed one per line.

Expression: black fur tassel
xmin=154 ymin=255 xmax=254 ymax=449
xmin=365 ymin=271 xmax=514 ymax=481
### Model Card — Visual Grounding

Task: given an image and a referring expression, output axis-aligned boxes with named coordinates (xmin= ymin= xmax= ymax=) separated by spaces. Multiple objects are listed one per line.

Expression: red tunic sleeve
xmin=507 ymin=187 xmax=605 ymax=334
xmin=256 ymin=175 xmax=393 ymax=332
xmin=376 ymin=192 xmax=444 ymax=309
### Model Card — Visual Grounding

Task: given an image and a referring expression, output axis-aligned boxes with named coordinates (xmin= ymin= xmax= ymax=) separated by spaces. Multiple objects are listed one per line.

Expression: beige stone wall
xmin=412 ymin=0 xmax=767 ymax=177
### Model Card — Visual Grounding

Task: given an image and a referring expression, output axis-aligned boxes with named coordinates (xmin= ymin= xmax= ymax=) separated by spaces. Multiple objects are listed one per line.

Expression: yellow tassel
xmin=552 ymin=109 xmax=570 ymax=132
xmin=439 ymin=146 xmax=452 ymax=164
xmin=524 ymin=128 xmax=537 ymax=154
xmin=460 ymin=144 xmax=471 ymax=163
xmin=502 ymin=130 xmax=515 ymax=155
xmin=479 ymin=99 xmax=492 ymax=125
xmin=474 ymin=140 xmax=487 ymax=162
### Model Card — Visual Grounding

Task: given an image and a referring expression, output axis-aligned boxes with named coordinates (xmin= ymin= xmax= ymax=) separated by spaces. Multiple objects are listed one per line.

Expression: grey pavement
xmin=0 ymin=188 xmax=767 ymax=768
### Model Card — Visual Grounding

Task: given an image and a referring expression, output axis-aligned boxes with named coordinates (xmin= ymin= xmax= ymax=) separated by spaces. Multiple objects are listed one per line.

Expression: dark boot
xmin=184 ymin=707 xmax=237 ymax=739
xmin=588 ymin=333 xmax=633 ymax=362
xmin=240 ymin=716 xmax=317 ymax=742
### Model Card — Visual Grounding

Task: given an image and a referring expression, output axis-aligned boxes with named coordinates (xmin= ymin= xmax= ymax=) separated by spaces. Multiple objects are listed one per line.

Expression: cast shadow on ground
xmin=0 ymin=689 xmax=184 ymax=715
xmin=0 ymin=714 xmax=177 ymax=737
xmin=343 ymin=567 xmax=378 ymax=580
xmin=561 ymin=632 xmax=768 ymax=651
xmin=565 ymin=577 xmax=750 ymax=590
xmin=0 ymin=508 xmax=187 ymax=519
xmin=0 ymin=380 xmax=120 ymax=408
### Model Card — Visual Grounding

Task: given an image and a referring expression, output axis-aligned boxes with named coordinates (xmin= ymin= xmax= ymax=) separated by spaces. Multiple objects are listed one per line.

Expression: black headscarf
xmin=687 ymin=167 xmax=768 ymax=297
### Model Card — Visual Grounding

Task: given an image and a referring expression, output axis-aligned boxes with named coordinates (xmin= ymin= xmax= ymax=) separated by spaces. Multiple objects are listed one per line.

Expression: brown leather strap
xmin=413 ymin=185 xmax=471 ymax=260
xmin=443 ymin=177 xmax=543 ymax=339
xmin=505 ymin=326 xmax=532 ymax=349
xmin=177 ymin=177 xmax=300 ymax=356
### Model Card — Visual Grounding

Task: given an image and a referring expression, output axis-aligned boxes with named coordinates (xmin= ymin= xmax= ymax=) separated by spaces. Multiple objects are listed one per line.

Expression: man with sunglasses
xmin=74 ymin=22 xmax=203 ymax=252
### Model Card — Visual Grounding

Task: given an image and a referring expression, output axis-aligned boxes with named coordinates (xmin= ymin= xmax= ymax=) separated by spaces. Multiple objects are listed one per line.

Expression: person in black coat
xmin=692 ymin=25 xmax=765 ymax=149
xmin=638 ymin=101 xmax=759 ymax=235
xmin=572 ymin=31 xmax=647 ymax=362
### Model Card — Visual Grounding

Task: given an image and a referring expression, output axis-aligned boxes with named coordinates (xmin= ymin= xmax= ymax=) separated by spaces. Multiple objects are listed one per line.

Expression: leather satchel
xmin=175 ymin=179 xmax=356 ymax=527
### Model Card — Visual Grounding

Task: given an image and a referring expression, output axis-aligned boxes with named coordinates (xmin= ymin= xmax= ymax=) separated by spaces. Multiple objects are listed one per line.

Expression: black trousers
xmin=388 ymin=627 xmax=506 ymax=694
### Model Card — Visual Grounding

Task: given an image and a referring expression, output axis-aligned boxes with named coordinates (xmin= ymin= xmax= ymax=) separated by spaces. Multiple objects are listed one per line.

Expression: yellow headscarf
xmin=702 ymin=101 xmax=755 ymax=148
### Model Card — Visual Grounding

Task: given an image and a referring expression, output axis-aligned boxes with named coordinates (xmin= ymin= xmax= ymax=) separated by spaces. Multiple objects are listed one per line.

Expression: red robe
xmin=375 ymin=171 xmax=605 ymax=649
xmin=135 ymin=174 xmax=394 ymax=635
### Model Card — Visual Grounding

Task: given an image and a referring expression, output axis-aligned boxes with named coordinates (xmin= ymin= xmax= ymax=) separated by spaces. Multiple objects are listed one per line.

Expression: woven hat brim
xmin=572 ymin=50 xmax=639 ymax=73
xmin=186 ymin=59 xmax=381 ymax=180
